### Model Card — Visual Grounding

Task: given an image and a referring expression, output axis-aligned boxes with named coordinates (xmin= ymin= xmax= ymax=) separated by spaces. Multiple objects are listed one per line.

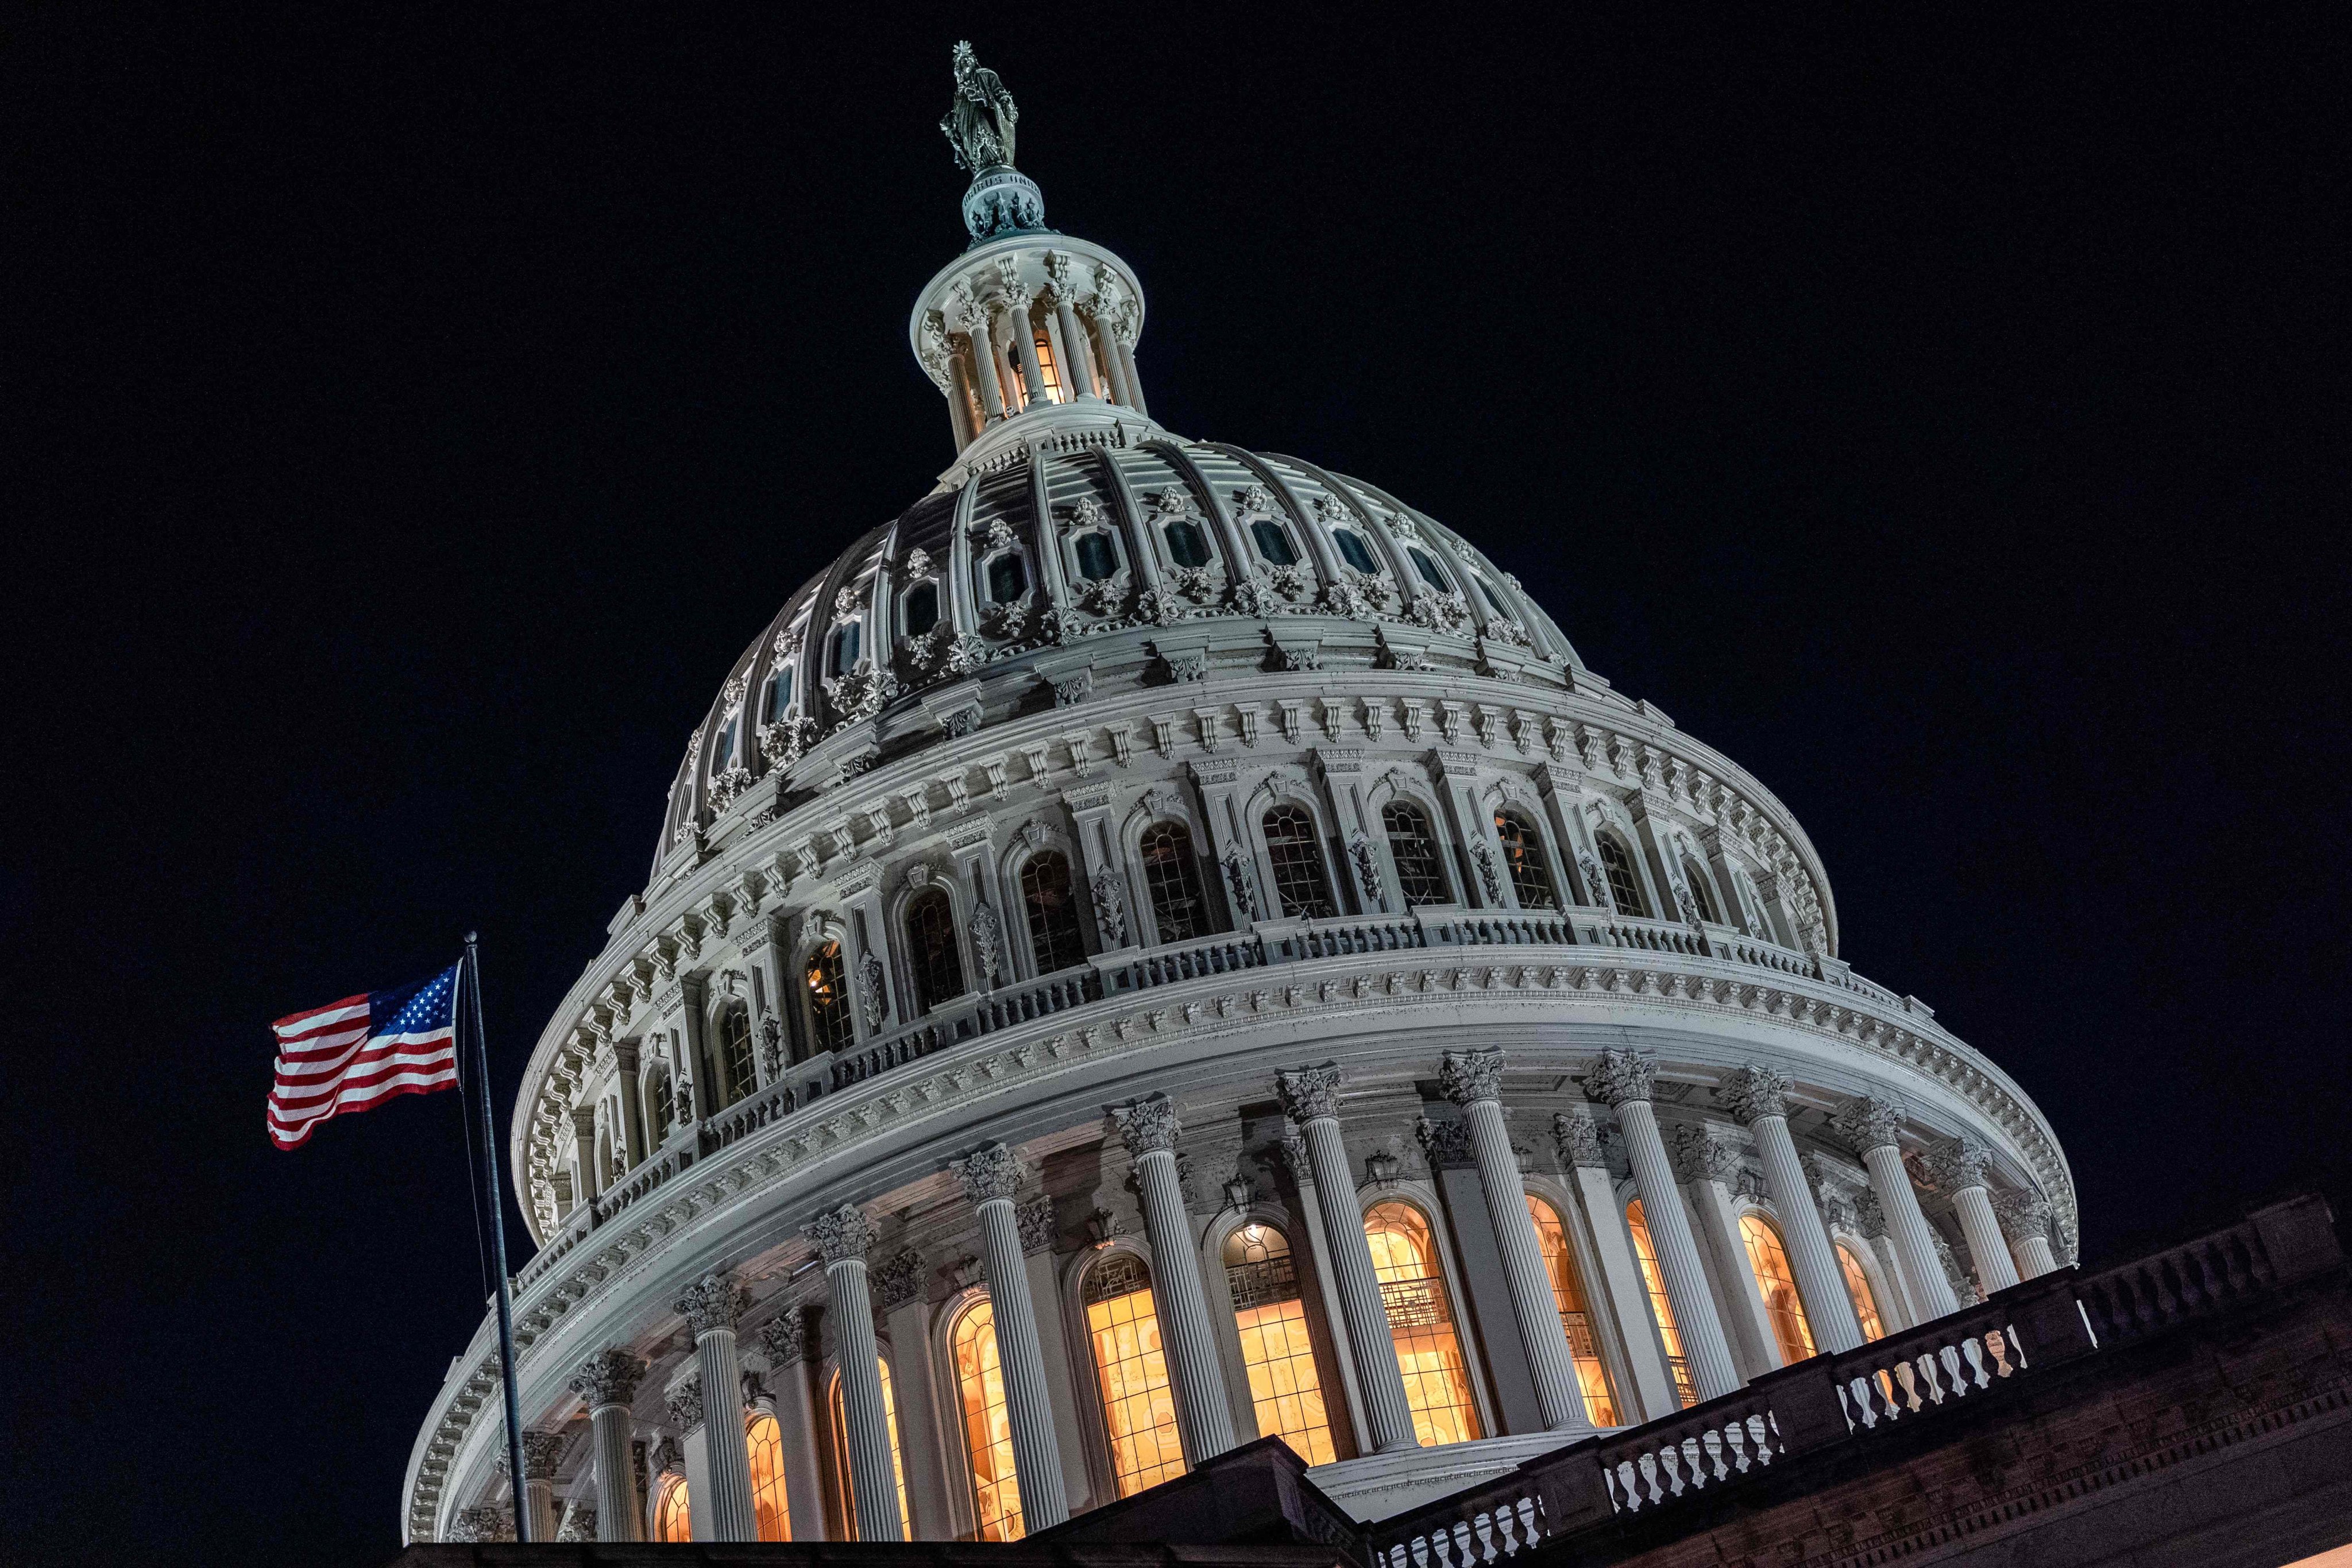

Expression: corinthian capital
xmin=1718 ymin=1062 xmax=1790 ymax=1126
xmin=952 ymin=1142 xmax=1025 ymax=1204
xmin=872 ymin=1248 xmax=928 ymax=1311
xmin=1276 ymin=1064 xmax=1343 ymax=1123
xmin=1015 ymin=1195 xmax=1058 ymax=1254
xmin=1583 ymin=1048 xmax=1656 ymax=1109
xmin=673 ymin=1272 xmax=746 ymax=1337
xmin=1937 ymin=1137 xmax=1993 ymax=1192
xmin=1835 ymin=1095 xmax=1905 ymax=1154
xmin=568 ymin=1348 xmax=646 ymax=1410
xmin=519 ymin=1431 xmax=566 ymax=1482
xmin=1438 ymin=1047 xmax=1505 ymax=1107
xmin=806 ymin=1202 xmax=880 ymax=1266
xmin=1992 ymin=1190 xmax=2053 ymax=1244
xmin=1111 ymin=1092 xmax=1181 ymax=1156
xmin=1552 ymin=1107 xmax=1606 ymax=1169
xmin=758 ymin=1311 xmax=808 ymax=1367
xmin=665 ymin=1375 xmax=705 ymax=1435
xmin=1673 ymin=1122 xmax=1744 ymax=1185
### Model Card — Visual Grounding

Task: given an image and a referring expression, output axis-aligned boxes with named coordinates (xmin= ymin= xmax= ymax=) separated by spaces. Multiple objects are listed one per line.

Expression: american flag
xmin=268 ymin=965 xmax=461 ymax=1149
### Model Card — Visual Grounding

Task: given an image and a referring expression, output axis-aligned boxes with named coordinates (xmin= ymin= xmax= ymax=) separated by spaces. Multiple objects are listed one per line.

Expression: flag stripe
xmin=267 ymin=966 xmax=461 ymax=1149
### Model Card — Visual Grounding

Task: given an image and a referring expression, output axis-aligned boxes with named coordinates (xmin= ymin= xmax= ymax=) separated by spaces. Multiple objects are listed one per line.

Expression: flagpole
xmin=464 ymin=931 xmax=532 ymax=1543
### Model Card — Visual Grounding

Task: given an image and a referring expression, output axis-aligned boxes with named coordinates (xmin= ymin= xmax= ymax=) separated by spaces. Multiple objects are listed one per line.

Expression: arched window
xmin=1681 ymin=860 xmax=1720 ymax=925
xmin=1740 ymin=1214 xmax=1817 ymax=1367
xmin=714 ymin=717 xmax=738 ymax=771
xmin=647 ymin=1071 xmax=675 ymax=1141
xmin=1407 ymin=546 xmax=1450 ymax=593
xmin=1083 ymin=1252 xmax=1187 ymax=1496
xmin=715 ymin=1003 xmax=755 ymax=1106
xmin=1222 ymin=1223 xmax=1336 ymax=1463
xmin=902 ymin=581 xmax=940 ymax=638
xmin=1363 ymin=1201 xmax=1481 ymax=1446
xmin=1493 ymin=812 xmax=1558 ymax=910
xmin=828 ymin=1360 xmax=910 ymax=1540
xmin=1626 ymin=1200 xmax=1697 ymax=1407
xmin=1163 ymin=514 xmax=1211 ymax=569
xmin=1473 ymin=576 xmax=1507 ymax=615
xmin=1019 ymin=851 xmax=1088 ymax=974
xmin=651 ymin=1471 xmax=690 ymax=1543
xmin=1138 ymin=822 xmax=1208 ymax=943
xmin=1261 ymin=805 xmax=1335 ymax=919
xmin=951 ymin=1299 xmax=1024 ymax=1540
xmin=1249 ymin=517 xmax=1299 ymax=566
xmin=1333 ymin=529 xmax=1379 ymax=574
xmin=1838 ymin=1242 xmax=1887 ymax=1342
xmin=1032 ymin=328 xmax=1064 ymax=402
xmin=1525 ymin=1195 xmax=1620 ymax=1425
xmin=1597 ymin=835 xmax=1647 ymax=918
xmin=903 ymin=888 xmax=965 ymax=1013
xmin=829 ymin=621 xmax=861 ymax=675
xmin=805 ymin=940 xmax=855 ymax=1054
xmin=1074 ymin=531 xmax=1118 ymax=581
xmin=763 ymin=664 xmax=794 ymax=723
xmin=748 ymin=1412 xmax=791 ymax=1540
xmin=987 ymin=553 xmax=1028 ymax=603
xmin=1381 ymin=801 xmax=1451 ymax=906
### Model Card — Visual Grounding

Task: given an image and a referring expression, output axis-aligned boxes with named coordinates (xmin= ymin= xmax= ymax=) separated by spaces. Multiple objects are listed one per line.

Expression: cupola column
xmin=569 ymin=1350 xmax=647 ymax=1542
xmin=1837 ymin=1098 xmax=1961 ymax=1320
xmin=1940 ymin=1141 xmax=2023 ymax=1295
xmin=949 ymin=1145 xmax=1072 ymax=1528
xmin=1722 ymin=1065 xmax=1864 ymax=1353
xmin=1001 ymin=291 xmax=1049 ymax=411
xmin=1044 ymin=254 xmax=1100 ymax=401
xmin=674 ymin=1274 xmax=758 ymax=1540
xmin=1082 ymin=300 xmax=1133 ymax=410
xmin=1439 ymin=1049 xmax=1595 ymax=1431
xmin=1276 ymin=1065 xmax=1421 ymax=1453
xmin=806 ymin=1204 xmax=903 ymax=1540
xmin=1111 ymin=1096 xmax=1241 ymax=1462
xmin=1585 ymin=1049 xmax=1743 ymax=1403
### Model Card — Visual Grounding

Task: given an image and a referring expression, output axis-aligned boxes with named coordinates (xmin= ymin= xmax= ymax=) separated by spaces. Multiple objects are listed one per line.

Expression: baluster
xmin=1407 ymin=1532 xmax=1429 ymax=1568
xmin=1893 ymin=1359 xmax=1922 ymax=1413
xmin=1636 ymin=1450 xmax=1663 ymax=1507
xmin=1959 ymin=1337 xmax=1989 ymax=1392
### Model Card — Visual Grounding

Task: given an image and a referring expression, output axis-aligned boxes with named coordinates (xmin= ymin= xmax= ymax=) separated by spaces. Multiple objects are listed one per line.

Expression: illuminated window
xmin=829 ymin=621 xmax=860 ymax=675
xmin=1139 ymin=822 xmax=1208 ymax=942
xmin=903 ymin=581 xmax=940 ymax=638
xmin=1407 ymin=547 xmax=1450 ymax=592
xmin=988 ymin=553 xmax=1028 ymax=603
xmin=1681 ymin=860 xmax=1720 ymax=924
xmin=805 ymin=940 xmax=855 ymax=1053
xmin=1262 ymin=805 xmax=1335 ymax=918
xmin=1333 ymin=530 xmax=1379 ymax=574
xmin=1381 ymin=801 xmax=1451 ymax=907
xmin=1222 ymin=1224 xmax=1336 ymax=1463
xmin=1074 ymin=531 xmax=1118 ymax=581
xmin=715 ymin=1004 xmax=755 ymax=1106
xmin=1627 ymin=1199 xmax=1697 ymax=1406
xmin=1249 ymin=517 xmax=1299 ymax=566
xmin=1740 ymin=1214 xmax=1817 ymax=1366
xmin=1597 ymin=836 xmax=1647 ymax=918
xmin=651 ymin=1470 xmax=690 ymax=1543
xmin=828 ymin=1360 xmax=910 ymax=1540
xmin=1019 ymin=851 xmax=1088 ymax=973
xmin=1493 ymin=813 xmax=1558 ymax=910
xmin=1032 ymin=330 xmax=1064 ymax=402
xmin=1525 ymin=1195 xmax=1620 ymax=1425
xmin=748 ymin=1412 xmax=790 ymax=1541
xmin=903 ymin=888 xmax=965 ymax=1013
xmin=1839 ymin=1243 xmax=1887 ymax=1342
xmin=1084 ymin=1252 xmax=1187 ymax=1496
xmin=1164 ymin=515 xmax=1211 ymax=569
xmin=763 ymin=664 xmax=793 ymax=723
xmin=1364 ymin=1202 xmax=1481 ymax=1446
xmin=952 ymin=1299 xmax=1024 ymax=1540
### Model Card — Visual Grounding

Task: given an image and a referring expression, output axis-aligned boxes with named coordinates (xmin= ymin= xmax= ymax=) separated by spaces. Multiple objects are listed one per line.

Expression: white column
xmin=675 ymin=1273 xmax=757 ymax=1541
xmin=1840 ymin=1098 xmax=1960 ymax=1320
xmin=806 ymin=1204 xmax=902 ymax=1541
xmin=1941 ymin=1140 xmax=2023 ymax=1294
xmin=569 ymin=1350 xmax=646 ymax=1542
xmin=1002 ymin=294 xmax=1048 ymax=409
xmin=754 ymin=1315 xmax=825 ymax=1541
xmin=1086 ymin=306 xmax=1134 ymax=408
xmin=951 ymin=1145 xmax=1072 ymax=1528
xmin=1276 ymin=1065 xmax=1420 ymax=1453
xmin=514 ymin=1432 xmax=563 ymax=1543
xmin=1050 ymin=289 xmax=1099 ymax=400
xmin=1585 ymin=1049 xmax=1741 ymax=1403
xmin=1554 ymin=1109 xmax=1675 ymax=1420
xmin=1115 ymin=335 xmax=1147 ymax=417
xmin=1111 ymin=1096 xmax=1241 ymax=1461
xmin=1440 ymin=1049 xmax=1592 ymax=1431
xmin=2000 ymin=1194 xmax=2062 ymax=1279
xmin=1723 ymin=1065 xmax=1863 ymax=1353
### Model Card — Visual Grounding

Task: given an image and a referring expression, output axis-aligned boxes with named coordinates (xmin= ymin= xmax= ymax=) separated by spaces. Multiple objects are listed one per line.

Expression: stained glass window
xmin=1364 ymin=1201 xmax=1481 ymax=1446
xmin=1084 ymin=1253 xmax=1187 ymax=1495
xmin=1222 ymin=1224 xmax=1336 ymax=1463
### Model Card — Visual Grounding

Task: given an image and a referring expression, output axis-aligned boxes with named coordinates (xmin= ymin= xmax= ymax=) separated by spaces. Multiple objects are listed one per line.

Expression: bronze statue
xmin=940 ymin=40 xmax=1018 ymax=172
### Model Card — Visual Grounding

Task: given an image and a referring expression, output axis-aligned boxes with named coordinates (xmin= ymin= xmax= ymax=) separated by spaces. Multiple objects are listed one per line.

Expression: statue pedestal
xmin=963 ymin=166 xmax=1046 ymax=243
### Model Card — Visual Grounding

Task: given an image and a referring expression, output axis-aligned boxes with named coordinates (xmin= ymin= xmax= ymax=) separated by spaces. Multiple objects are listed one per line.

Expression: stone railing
xmin=829 ymin=965 xmax=1105 ymax=1091
xmin=1365 ymin=1197 xmax=2341 ymax=1567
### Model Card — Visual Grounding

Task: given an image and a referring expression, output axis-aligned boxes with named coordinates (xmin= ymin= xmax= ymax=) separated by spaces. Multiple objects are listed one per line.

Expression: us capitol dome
xmin=405 ymin=45 xmax=2075 ymax=1547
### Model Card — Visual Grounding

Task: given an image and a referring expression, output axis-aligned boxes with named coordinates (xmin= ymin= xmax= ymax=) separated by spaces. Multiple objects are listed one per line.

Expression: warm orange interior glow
xmin=1364 ymin=1201 xmax=1481 ymax=1446
xmin=1627 ymin=1200 xmax=1698 ymax=1406
xmin=1223 ymin=1223 xmax=1337 ymax=1463
xmin=1084 ymin=1254 xmax=1187 ymax=1496
xmin=1740 ymin=1213 xmax=1818 ymax=1366
xmin=952 ymin=1299 xmax=1025 ymax=1540
xmin=1526 ymin=1195 xmax=1620 ymax=1425
xmin=747 ymin=1412 xmax=790 ymax=1540
xmin=829 ymin=1360 xmax=910 ymax=1539
xmin=1839 ymin=1242 xmax=1887 ymax=1341
xmin=652 ymin=1470 xmax=690 ymax=1543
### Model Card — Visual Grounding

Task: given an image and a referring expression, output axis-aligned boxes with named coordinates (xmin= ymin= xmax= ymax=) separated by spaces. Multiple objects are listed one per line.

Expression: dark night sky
xmin=6 ymin=9 xmax=2347 ymax=1566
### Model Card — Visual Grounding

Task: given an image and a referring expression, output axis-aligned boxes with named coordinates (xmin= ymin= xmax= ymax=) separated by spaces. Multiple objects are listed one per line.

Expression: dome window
xmin=1139 ymin=821 xmax=1208 ymax=941
xmin=763 ymin=665 xmax=794 ymax=723
xmin=1163 ymin=516 xmax=1211 ymax=569
xmin=1249 ymin=518 xmax=1299 ymax=566
xmin=1333 ymin=529 xmax=1379 ymax=575
xmin=1020 ymin=851 xmax=1088 ymax=973
xmin=987 ymin=553 xmax=1028 ymax=603
xmin=714 ymin=1002 xmax=755 ymax=1106
xmin=713 ymin=718 xmax=737 ymax=770
xmin=904 ymin=887 xmax=966 ymax=1013
xmin=1381 ymin=801 xmax=1451 ymax=907
xmin=1262 ymin=805 xmax=1335 ymax=918
xmin=1474 ymin=576 xmax=1507 ymax=615
xmin=1073 ymin=531 xmax=1118 ymax=581
xmin=1408 ymin=546 xmax=1451 ymax=592
xmin=804 ymin=940 xmax=855 ymax=1053
xmin=1493 ymin=812 xmax=1558 ymax=909
xmin=1680 ymin=859 xmax=1720 ymax=924
xmin=829 ymin=621 xmax=862 ymax=675
xmin=903 ymin=581 xmax=940 ymax=637
xmin=1596 ymin=835 xmax=1647 ymax=918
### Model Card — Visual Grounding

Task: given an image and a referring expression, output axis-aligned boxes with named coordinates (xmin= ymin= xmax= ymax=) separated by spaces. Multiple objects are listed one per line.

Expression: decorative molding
xmin=1414 ymin=1115 xmax=1474 ymax=1171
xmin=757 ymin=1311 xmax=808 ymax=1367
xmin=806 ymin=1202 xmax=879 ymax=1266
xmin=1552 ymin=1107 xmax=1606 ymax=1170
xmin=567 ymin=1348 xmax=646 ymax=1410
xmin=871 ymin=1248 xmax=928 ymax=1311
xmin=1111 ymin=1092 xmax=1181 ymax=1156
xmin=952 ymin=1141 xmax=1025 ymax=1204
xmin=1438 ymin=1046 xmax=1505 ymax=1106
xmin=1584 ymin=1048 xmax=1657 ymax=1108
xmin=1276 ymin=1063 xmax=1343 ymax=1123
xmin=1718 ymin=1061 xmax=1790 ymax=1126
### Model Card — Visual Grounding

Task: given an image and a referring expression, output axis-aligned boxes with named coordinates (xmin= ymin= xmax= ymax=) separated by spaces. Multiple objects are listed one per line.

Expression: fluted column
xmin=1722 ymin=1065 xmax=1863 ymax=1353
xmin=1276 ymin=1064 xmax=1419 ymax=1453
xmin=1838 ymin=1098 xmax=1960 ymax=1320
xmin=1440 ymin=1050 xmax=1592 ymax=1431
xmin=675 ymin=1274 xmax=756 ymax=1541
xmin=951 ymin=1145 xmax=1071 ymax=1529
xmin=1045 ymin=256 xmax=1099 ymax=401
xmin=1111 ymin=1096 xmax=1239 ymax=1461
xmin=1996 ymin=1192 xmax=2062 ymax=1280
xmin=1586 ymin=1050 xmax=1741 ymax=1402
xmin=1084 ymin=303 xmax=1133 ymax=409
xmin=1939 ymin=1140 xmax=2022 ymax=1294
xmin=569 ymin=1350 xmax=646 ymax=1542
xmin=1001 ymin=293 xmax=1048 ymax=409
xmin=755 ymin=1314 xmax=826 ymax=1541
xmin=504 ymin=1431 xmax=563 ymax=1543
xmin=808 ymin=1204 xmax=902 ymax=1541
